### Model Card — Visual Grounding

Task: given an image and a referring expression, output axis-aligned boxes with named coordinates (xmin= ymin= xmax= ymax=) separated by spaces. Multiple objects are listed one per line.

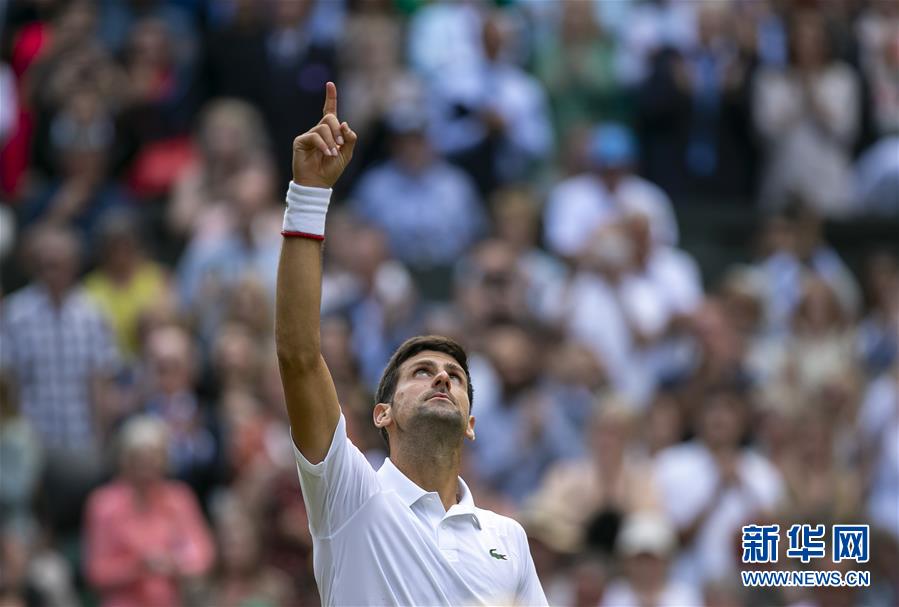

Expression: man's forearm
xmin=275 ymin=236 xmax=325 ymax=368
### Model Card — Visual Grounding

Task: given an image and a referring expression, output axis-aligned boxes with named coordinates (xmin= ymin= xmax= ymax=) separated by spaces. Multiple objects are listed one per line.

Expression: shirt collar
xmin=378 ymin=458 xmax=481 ymax=529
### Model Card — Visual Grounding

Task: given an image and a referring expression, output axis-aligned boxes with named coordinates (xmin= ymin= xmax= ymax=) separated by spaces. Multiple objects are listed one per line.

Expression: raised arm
xmin=275 ymin=82 xmax=357 ymax=464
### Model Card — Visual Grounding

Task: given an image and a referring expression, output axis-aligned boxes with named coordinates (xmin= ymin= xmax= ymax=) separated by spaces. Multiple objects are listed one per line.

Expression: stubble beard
xmin=398 ymin=395 xmax=466 ymax=455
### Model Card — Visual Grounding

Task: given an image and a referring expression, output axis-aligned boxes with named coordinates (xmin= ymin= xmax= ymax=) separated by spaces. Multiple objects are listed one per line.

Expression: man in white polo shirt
xmin=275 ymin=82 xmax=548 ymax=606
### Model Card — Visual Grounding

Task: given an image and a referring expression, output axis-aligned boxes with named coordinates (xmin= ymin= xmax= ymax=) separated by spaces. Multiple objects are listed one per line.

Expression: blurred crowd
xmin=1 ymin=0 xmax=898 ymax=606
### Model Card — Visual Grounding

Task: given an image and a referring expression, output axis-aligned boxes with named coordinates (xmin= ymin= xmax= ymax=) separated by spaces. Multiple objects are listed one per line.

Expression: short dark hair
xmin=374 ymin=335 xmax=474 ymax=453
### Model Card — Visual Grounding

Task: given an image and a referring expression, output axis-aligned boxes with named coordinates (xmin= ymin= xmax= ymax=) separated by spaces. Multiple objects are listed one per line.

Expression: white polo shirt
xmin=294 ymin=413 xmax=548 ymax=606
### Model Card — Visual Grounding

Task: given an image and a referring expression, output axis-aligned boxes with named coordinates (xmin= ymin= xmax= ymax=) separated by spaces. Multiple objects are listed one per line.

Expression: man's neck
xmin=391 ymin=441 xmax=463 ymax=511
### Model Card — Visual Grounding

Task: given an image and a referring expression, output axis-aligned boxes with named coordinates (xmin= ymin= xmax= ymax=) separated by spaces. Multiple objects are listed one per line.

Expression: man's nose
xmin=432 ymin=371 xmax=451 ymax=390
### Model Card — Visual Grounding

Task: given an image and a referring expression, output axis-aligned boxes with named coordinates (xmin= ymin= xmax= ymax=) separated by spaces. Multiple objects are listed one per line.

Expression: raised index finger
xmin=323 ymin=82 xmax=337 ymax=116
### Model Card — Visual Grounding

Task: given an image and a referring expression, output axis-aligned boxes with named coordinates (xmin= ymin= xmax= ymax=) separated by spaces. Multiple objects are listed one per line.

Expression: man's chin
xmin=411 ymin=405 xmax=465 ymax=430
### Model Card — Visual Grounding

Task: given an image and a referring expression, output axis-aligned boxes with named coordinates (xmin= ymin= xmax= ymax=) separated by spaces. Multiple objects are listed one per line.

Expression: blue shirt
xmin=352 ymin=160 xmax=486 ymax=268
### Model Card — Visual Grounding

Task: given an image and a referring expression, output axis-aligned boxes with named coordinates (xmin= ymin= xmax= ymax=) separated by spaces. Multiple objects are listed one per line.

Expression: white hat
xmin=617 ymin=512 xmax=677 ymax=557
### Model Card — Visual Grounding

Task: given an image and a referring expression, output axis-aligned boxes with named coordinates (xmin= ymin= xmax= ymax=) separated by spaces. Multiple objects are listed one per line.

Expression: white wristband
xmin=282 ymin=182 xmax=332 ymax=240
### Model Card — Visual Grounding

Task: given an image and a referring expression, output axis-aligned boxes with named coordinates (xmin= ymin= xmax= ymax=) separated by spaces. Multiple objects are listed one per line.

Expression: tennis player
xmin=275 ymin=82 xmax=548 ymax=606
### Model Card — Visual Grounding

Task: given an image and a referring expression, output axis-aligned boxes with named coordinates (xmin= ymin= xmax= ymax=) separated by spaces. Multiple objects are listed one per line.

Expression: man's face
xmin=700 ymin=396 xmax=743 ymax=450
xmin=374 ymin=350 xmax=475 ymax=444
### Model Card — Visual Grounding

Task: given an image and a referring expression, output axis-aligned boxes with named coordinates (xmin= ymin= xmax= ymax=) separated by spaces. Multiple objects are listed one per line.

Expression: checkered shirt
xmin=1 ymin=285 xmax=120 ymax=450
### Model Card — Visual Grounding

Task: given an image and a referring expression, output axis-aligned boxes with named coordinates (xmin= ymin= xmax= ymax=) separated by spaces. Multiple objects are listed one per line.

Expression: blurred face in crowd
xmin=645 ymin=394 xmax=683 ymax=454
xmin=127 ymin=18 xmax=171 ymax=67
xmin=57 ymin=89 xmax=112 ymax=182
xmin=624 ymin=214 xmax=653 ymax=269
xmin=697 ymin=5 xmax=728 ymax=46
xmin=692 ymin=299 xmax=745 ymax=369
xmin=720 ymin=274 xmax=764 ymax=337
xmin=759 ymin=215 xmax=797 ymax=257
xmin=272 ymin=0 xmax=313 ymax=28
xmin=231 ymin=164 xmax=276 ymax=226
xmin=597 ymin=165 xmax=629 ymax=192
xmin=375 ymin=350 xmax=475 ymax=447
xmin=863 ymin=252 xmax=899 ymax=314
xmin=200 ymin=101 xmax=266 ymax=167
xmin=33 ymin=229 xmax=80 ymax=298
xmin=561 ymin=0 xmax=600 ymax=40
xmin=53 ymin=0 xmax=97 ymax=50
xmin=625 ymin=552 xmax=669 ymax=594
xmin=484 ymin=325 xmax=540 ymax=396
xmin=794 ymin=277 xmax=844 ymax=333
xmin=699 ymin=392 xmax=744 ymax=450
xmin=146 ymin=326 xmax=195 ymax=394
xmin=588 ymin=406 xmax=631 ymax=467
xmin=461 ymin=240 xmax=527 ymax=325
xmin=482 ymin=15 xmax=507 ymax=62
xmin=791 ymin=12 xmax=829 ymax=69
xmin=120 ymin=423 xmax=169 ymax=487
xmin=214 ymin=323 xmax=260 ymax=387
xmin=320 ymin=315 xmax=357 ymax=383
xmin=493 ymin=190 xmax=540 ymax=252
xmin=793 ymin=412 xmax=832 ymax=465
xmin=348 ymin=226 xmax=390 ymax=286
xmin=391 ymin=131 xmax=433 ymax=174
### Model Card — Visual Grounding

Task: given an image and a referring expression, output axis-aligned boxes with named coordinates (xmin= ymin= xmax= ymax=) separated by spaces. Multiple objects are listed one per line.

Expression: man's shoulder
xmin=474 ymin=507 xmax=529 ymax=540
xmin=549 ymin=174 xmax=604 ymax=200
xmin=4 ymin=285 xmax=41 ymax=315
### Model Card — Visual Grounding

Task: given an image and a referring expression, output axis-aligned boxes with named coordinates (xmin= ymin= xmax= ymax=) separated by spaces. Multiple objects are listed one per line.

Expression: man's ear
xmin=373 ymin=402 xmax=392 ymax=430
xmin=465 ymin=415 xmax=476 ymax=442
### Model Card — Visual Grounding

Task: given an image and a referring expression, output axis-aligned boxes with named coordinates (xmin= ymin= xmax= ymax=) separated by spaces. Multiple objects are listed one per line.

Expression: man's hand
xmin=292 ymin=82 xmax=357 ymax=189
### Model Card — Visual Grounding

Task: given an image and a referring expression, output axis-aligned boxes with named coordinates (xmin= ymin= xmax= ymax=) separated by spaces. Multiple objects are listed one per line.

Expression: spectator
xmin=534 ymin=0 xmax=629 ymax=138
xmin=168 ymin=99 xmax=270 ymax=239
xmin=259 ymin=0 xmax=338 ymax=182
xmin=406 ymin=0 xmax=484 ymax=81
xmin=600 ymin=512 xmax=702 ymax=607
xmin=339 ymin=6 xmax=422 ymax=142
xmin=680 ymin=3 xmax=757 ymax=199
xmin=203 ymin=0 xmax=268 ymax=105
xmin=84 ymin=416 xmax=214 ymax=607
xmin=176 ymin=162 xmax=281 ymax=339
xmin=139 ymin=324 xmax=224 ymax=504
xmin=558 ymin=213 xmax=702 ymax=408
xmin=755 ymin=201 xmax=861 ymax=335
xmin=428 ymin=9 xmax=553 ymax=193
xmin=654 ymin=386 xmax=783 ymax=586
xmin=469 ymin=323 xmax=583 ymax=503
xmin=84 ymin=209 xmax=170 ymax=360
xmin=753 ymin=10 xmax=861 ymax=216
xmin=856 ymin=251 xmax=899 ymax=375
xmin=525 ymin=400 xmax=660 ymax=556
xmin=0 ymin=521 xmax=79 ymax=607
xmin=778 ymin=404 xmax=862 ymax=525
xmin=351 ymin=106 xmax=486 ymax=288
xmin=23 ymin=86 xmax=134 ymax=243
xmin=491 ymin=187 xmax=567 ymax=322
xmin=0 ymin=374 xmax=42 ymax=532
xmin=202 ymin=500 xmax=295 ymax=607
xmin=119 ymin=16 xmax=197 ymax=198
xmin=454 ymin=239 xmax=533 ymax=331
xmin=349 ymin=256 xmax=426 ymax=391
xmin=856 ymin=2 xmax=899 ymax=136
xmin=1 ymin=224 xmax=120 ymax=453
xmin=544 ymin=123 xmax=678 ymax=261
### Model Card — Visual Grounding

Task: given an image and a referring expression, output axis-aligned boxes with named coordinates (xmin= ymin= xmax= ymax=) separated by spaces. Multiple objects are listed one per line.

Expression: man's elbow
xmin=275 ymin=337 xmax=321 ymax=371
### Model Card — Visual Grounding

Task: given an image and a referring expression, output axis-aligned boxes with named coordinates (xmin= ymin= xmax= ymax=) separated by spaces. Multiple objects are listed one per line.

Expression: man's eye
xmin=450 ymin=374 xmax=462 ymax=383
xmin=414 ymin=368 xmax=430 ymax=377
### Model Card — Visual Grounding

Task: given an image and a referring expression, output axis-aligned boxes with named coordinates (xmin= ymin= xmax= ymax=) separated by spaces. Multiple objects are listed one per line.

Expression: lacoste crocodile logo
xmin=489 ymin=548 xmax=508 ymax=560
